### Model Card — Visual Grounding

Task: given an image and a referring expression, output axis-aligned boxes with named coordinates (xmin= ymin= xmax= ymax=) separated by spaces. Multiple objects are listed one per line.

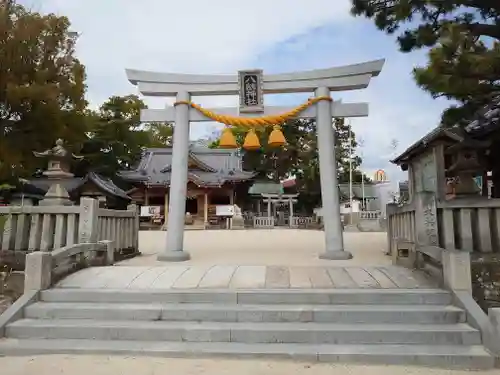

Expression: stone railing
xmin=97 ymin=207 xmax=139 ymax=259
xmin=360 ymin=210 xmax=381 ymax=220
xmin=387 ymin=195 xmax=500 ymax=255
xmin=253 ymin=216 xmax=275 ymax=228
xmin=0 ymin=205 xmax=81 ymax=253
xmin=437 ymin=198 xmax=500 ymax=253
xmin=0 ymin=198 xmax=139 ymax=269
xmin=289 ymin=216 xmax=314 ymax=228
xmin=24 ymin=241 xmax=114 ymax=292
xmin=387 ymin=193 xmax=500 ymax=351
xmin=386 ymin=202 xmax=416 ymax=258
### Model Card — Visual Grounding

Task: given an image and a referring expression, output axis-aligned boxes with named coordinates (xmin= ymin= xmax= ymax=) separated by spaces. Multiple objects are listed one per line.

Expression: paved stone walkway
xmin=53 ymin=231 xmax=433 ymax=290
xmin=121 ymin=230 xmax=391 ymax=267
xmin=55 ymin=265 xmax=437 ymax=290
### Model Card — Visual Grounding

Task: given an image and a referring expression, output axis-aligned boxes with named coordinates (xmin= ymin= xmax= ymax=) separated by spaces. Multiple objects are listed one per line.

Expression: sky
xmin=21 ymin=0 xmax=452 ymax=184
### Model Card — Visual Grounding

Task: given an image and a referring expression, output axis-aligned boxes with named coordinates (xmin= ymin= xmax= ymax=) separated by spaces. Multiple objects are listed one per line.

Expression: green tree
xmin=78 ymin=95 xmax=173 ymax=177
xmin=351 ymin=0 xmax=500 ymax=126
xmin=209 ymin=119 xmax=311 ymax=182
xmin=292 ymin=118 xmax=367 ymax=205
xmin=0 ymin=0 xmax=87 ymax=182
xmin=208 ymin=118 xmax=368 ymax=209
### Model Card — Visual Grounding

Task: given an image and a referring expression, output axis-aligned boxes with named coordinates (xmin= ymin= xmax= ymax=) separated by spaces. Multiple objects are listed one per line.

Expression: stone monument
xmin=231 ymin=204 xmax=245 ymax=229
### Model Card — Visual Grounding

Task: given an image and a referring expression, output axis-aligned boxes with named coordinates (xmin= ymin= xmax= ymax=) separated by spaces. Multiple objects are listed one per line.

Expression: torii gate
xmin=126 ymin=59 xmax=385 ymax=261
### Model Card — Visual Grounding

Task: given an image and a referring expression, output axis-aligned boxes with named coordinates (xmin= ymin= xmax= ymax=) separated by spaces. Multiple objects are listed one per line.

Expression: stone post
xmin=127 ymin=203 xmax=139 ymax=253
xmin=289 ymin=198 xmax=294 ymax=228
xmin=316 ymin=87 xmax=352 ymax=260
xmin=24 ymin=252 xmax=52 ymax=292
xmin=164 ymin=189 xmax=169 ymax=224
xmin=161 ymin=91 xmax=191 ymax=261
xmin=98 ymin=240 xmax=115 ymax=265
xmin=78 ymin=197 xmax=99 ymax=243
xmin=442 ymin=249 xmax=472 ymax=293
xmin=267 ymin=199 xmax=271 ymax=218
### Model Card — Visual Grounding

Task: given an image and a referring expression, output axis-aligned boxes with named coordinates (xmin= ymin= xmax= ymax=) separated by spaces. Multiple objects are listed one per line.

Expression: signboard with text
xmin=238 ymin=69 xmax=264 ymax=113
xmin=216 ymin=205 xmax=234 ymax=217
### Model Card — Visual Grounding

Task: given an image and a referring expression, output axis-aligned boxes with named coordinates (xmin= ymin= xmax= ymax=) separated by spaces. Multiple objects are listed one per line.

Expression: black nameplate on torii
xmin=238 ymin=69 xmax=264 ymax=113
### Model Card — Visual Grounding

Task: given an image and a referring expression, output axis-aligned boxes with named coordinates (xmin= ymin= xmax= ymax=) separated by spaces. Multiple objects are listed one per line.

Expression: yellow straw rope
xmin=174 ymin=96 xmax=332 ymax=128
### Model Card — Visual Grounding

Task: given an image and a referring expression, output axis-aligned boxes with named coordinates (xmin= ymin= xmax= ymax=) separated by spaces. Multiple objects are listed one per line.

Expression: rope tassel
xmin=268 ymin=125 xmax=286 ymax=148
xmin=174 ymin=96 xmax=332 ymax=149
xmin=219 ymin=127 xmax=238 ymax=149
xmin=243 ymin=129 xmax=261 ymax=151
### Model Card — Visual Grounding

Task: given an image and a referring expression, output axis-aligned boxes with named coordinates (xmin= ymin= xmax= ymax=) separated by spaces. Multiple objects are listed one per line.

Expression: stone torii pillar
xmin=126 ymin=59 xmax=384 ymax=261
xmin=160 ymin=92 xmax=191 ymax=261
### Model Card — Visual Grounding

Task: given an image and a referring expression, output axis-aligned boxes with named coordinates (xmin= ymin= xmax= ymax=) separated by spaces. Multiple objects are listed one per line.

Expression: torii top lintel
xmin=125 ymin=59 xmax=385 ymax=97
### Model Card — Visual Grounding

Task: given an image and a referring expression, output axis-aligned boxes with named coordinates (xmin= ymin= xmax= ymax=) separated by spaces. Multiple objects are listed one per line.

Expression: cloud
xmin=22 ymin=0 xmax=351 ymax=104
xmin=20 ymin=0 xmax=451 ymax=185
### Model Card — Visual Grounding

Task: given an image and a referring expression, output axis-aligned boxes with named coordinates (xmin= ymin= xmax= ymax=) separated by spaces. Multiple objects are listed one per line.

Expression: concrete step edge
xmin=25 ymin=302 xmax=465 ymax=312
xmin=40 ymin=288 xmax=452 ymax=305
xmin=42 ymin=288 xmax=450 ymax=295
xmin=0 ymin=339 xmax=494 ymax=369
xmin=7 ymin=319 xmax=479 ymax=332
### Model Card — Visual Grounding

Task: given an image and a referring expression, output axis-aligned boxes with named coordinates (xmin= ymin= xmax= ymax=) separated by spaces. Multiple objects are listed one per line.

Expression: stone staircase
xmin=0 ymin=288 xmax=495 ymax=369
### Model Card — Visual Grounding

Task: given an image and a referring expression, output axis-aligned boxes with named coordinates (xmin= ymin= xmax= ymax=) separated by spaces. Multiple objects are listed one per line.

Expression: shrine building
xmin=118 ymin=145 xmax=257 ymax=227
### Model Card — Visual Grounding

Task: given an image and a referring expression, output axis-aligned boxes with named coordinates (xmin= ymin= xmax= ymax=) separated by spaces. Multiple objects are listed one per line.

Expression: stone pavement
xmin=55 ymin=265 xmax=437 ymax=290
xmin=55 ymin=230 xmax=418 ymax=290
xmin=121 ymin=230 xmax=391 ymax=267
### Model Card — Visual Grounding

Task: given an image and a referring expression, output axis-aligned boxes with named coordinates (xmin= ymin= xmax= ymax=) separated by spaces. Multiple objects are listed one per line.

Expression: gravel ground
xmin=119 ymin=230 xmax=391 ymax=267
xmin=1 ymin=356 xmax=497 ymax=375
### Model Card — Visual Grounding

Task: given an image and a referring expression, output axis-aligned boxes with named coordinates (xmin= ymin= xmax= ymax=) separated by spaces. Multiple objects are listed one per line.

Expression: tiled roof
xmin=27 ymin=173 xmax=131 ymax=201
xmin=464 ymin=95 xmax=500 ymax=134
xmin=392 ymin=95 xmax=500 ymax=165
xmin=118 ymin=146 xmax=256 ymax=187
xmin=339 ymin=183 xmax=378 ymax=199
xmin=248 ymin=182 xmax=283 ymax=195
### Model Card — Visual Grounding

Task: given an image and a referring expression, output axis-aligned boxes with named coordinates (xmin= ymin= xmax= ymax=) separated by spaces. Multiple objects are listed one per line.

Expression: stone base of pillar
xmin=231 ymin=215 xmax=245 ymax=229
xmin=157 ymin=251 xmax=191 ymax=262
xmin=319 ymin=251 xmax=353 ymax=260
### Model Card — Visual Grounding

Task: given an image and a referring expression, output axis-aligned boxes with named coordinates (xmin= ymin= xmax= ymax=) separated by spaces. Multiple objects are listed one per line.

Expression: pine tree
xmin=351 ymin=0 xmax=500 ymax=126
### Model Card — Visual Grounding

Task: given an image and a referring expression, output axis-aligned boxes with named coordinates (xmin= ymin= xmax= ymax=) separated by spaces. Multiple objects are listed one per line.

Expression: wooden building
xmin=118 ymin=145 xmax=256 ymax=227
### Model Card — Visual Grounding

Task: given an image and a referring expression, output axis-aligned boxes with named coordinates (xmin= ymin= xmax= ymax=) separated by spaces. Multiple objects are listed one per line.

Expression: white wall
xmin=374 ymin=182 xmax=394 ymax=218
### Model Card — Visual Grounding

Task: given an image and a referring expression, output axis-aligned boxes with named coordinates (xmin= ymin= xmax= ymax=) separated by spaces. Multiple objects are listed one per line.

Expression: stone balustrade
xmin=388 ymin=196 xmax=500 ymax=255
xmin=0 ymin=198 xmax=139 ymax=269
xmin=289 ymin=216 xmax=314 ymax=228
xmin=253 ymin=216 xmax=275 ymax=228
xmin=360 ymin=210 xmax=381 ymax=220
xmin=97 ymin=206 xmax=139 ymax=257
xmin=24 ymin=241 xmax=114 ymax=292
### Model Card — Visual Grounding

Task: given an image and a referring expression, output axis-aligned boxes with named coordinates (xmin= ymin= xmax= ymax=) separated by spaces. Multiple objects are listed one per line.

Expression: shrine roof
xmin=390 ymin=127 xmax=463 ymax=165
xmin=339 ymin=183 xmax=377 ymax=199
xmin=118 ymin=145 xmax=257 ymax=187
xmin=26 ymin=172 xmax=131 ymax=201
xmin=248 ymin=182 xmax=283 ymax=195
xmin=392 ymin=95 xmax=500 ymax=166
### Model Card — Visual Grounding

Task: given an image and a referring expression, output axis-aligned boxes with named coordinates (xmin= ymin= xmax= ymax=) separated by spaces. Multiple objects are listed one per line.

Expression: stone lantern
xmin=33 ymin=139 xmax=83 ymax=206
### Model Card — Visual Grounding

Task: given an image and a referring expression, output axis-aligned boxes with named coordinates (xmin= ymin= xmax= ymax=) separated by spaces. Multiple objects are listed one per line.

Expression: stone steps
xmin=24 ymin=302 xmax=466 ymax=324
xmin=0 ymin=339 xmax=493 ymax=369
xmin=0 ymin=288 xmax=495 ymax=369
xmin=38 ymin=288 xmax=453 ymax=305
xmin=6 ymin=319 xmax=481 ymax=345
